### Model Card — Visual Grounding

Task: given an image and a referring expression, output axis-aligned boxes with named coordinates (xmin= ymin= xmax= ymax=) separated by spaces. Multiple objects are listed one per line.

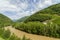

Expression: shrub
xmin=24 ymin=14 xmax=52 ymax=22
xmin=1 ymin=29 xmax=11 ymax=39
xmin=0 ymin=27 xmax=30 ymax=40
xmin=14 ymin=21 xmax=60 ymax=38
xmin=0 ymin=28 xmax=4 ymax=36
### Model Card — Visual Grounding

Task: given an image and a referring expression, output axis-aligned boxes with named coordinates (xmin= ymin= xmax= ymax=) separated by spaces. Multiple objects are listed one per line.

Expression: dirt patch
xmin=5 ymin=26 xmax=60 ymax=40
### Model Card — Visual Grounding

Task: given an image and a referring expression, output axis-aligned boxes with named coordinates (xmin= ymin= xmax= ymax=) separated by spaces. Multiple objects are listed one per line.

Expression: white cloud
xmin=18 ymin=2 xmax=28 ymax=9
xmin=37 ymin=0 xmax=53 ymax=9
xmin=0 ymin=0 xmax=29 ymax=20
xmin=0 ymin=0 xmax=17 ymax=12
xmin=0 ymin=0 xmax=28 ymax=12
xmin=44 ymin=0 xmax=52 ymax=5
xmin=9 ymin=11 xmax=31 ymax=20
xmin=0 ymin=0 xmax=60 ymax=20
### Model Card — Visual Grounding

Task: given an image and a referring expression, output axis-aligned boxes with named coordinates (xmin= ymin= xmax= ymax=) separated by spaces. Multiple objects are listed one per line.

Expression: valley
xmin=0 ymin=3 xmax=60 ymax=40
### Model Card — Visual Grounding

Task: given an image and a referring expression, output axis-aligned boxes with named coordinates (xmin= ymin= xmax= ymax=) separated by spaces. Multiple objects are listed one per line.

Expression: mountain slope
xmin=24 ymin=3 xmax=60 ymax=22
xmin=0 ymin=14 xmax=12 ymax=27
xmin=14 ymin=3 xmax=60 ymax=38
xmin=17 ymin=16 xmax=29 ymax=22
xmin=35 ymin=3 xmax=60 ymax=15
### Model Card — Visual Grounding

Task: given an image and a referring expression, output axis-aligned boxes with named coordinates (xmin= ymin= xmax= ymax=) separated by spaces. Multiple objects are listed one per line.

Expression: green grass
xmin=0 ymin=37 xmax=4 ymax=40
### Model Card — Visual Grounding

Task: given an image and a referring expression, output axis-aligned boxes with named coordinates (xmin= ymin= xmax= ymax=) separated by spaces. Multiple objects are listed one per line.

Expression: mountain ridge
xmin=0 ymin=14 xmax=12 ymax=27
xmin=24 ymin=3 xmax=60 ymax=22
xmin=13 ymin=3 xmax=60 ymax=38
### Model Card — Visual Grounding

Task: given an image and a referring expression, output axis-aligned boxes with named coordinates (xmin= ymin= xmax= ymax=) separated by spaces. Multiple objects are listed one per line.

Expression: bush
xmin=9 ymin=34 xmax=19 ymax=40
xmin=13 ymin=21 xmax=60 ymax=38
xmin=22 ymin=35 xmax=30 ymax=40
xmin=24 ymin=14 xmax=52 ymax=22
xmin=1 ymin=29 xmax=11 ymax=39
xmin=0 ymin=27 xmax=30 ymax=40
xmin=0 ymin=28 xmax=5 ymax=36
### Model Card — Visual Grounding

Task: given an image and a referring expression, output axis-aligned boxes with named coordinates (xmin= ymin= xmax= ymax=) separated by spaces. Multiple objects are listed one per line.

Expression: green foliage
xmin=17 ymin=16 xmax=29 ymax=22
xmin=0 ymin=14 xmax=13 ymax=27
xmin=22 ymin=35 xmax=30 ymax=40
xmin=35 ymin=3 xmax=60 ymax=15
xmin=13 ymin=3 xmax=60 ymax=38
xmin=0 ymin=28 xmax=30 ymax=40
xmin=9 ymin=34 xmax=30 ymax=40
xmin=52 ymin=17 xmax=60 ymax=25
xmin=0 ymin=28 xmax=5 ymax=36
xmin=9 ymin=34 xmax=18 ymax=40
xmin=25 ymin=14 xmax=53 ymax=22
xmin=0 ymin=28 xmax=11 ymax=39
xmin=0 ymin=3 xmax=60 ymax=40
xmin=0 ymin=37 xmax=4 ymax=40
xmin=14 ymin=22 xmax=45 ymax=34
xmin=24 ymin=4 xmax=60 ymax=23
xmin=2 ymin=29 xmax=11 ymax=39
xmin=13 ymin=22 xmax=60 ymax=38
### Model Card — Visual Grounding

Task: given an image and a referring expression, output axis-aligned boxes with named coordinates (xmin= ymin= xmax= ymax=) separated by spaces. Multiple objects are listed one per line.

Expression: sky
xmin=0 ymin=0 xmax=60 ymax=20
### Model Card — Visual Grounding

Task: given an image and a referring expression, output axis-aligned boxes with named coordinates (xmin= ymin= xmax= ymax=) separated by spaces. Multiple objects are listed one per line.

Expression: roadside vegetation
xmin=13 ymin=3 xmax=60 ymax=38
xmin=0 ymin=3 xmax=60 ymax=40
xmin=0 ymin=27 xmax=30 ymax=40
xmin=0 ymin=14 xmax=13 ymax=27
xmin=0 ymin=14 xmax=30 ymax=40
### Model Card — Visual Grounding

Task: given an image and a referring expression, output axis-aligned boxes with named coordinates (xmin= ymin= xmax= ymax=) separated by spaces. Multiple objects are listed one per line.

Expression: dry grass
xmin=5 ymin=26 xmax=60 ymax=40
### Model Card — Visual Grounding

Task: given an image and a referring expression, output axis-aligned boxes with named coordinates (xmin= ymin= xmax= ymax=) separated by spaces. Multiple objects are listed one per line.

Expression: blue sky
xmin=0 ymin=0 xmax=60 ymax=20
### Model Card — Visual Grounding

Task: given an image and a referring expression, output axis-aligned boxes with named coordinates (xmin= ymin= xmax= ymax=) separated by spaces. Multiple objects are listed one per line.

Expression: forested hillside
xmin=13 ymin=3 xmax=60 ymax=38
xmin=17 ymin=16 xmax=29 ymax=22
xmin=0 ymin=14 xmax=30 ymax=40
xmin=0 ymin=14 xmax=12 ymax=27
xmin=25 ymin=3 xmax=60 ymax=22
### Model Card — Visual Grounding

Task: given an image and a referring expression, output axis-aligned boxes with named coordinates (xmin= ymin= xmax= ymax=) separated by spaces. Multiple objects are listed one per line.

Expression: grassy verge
xmin=0 ymin=37 xmax=4 ymax=40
